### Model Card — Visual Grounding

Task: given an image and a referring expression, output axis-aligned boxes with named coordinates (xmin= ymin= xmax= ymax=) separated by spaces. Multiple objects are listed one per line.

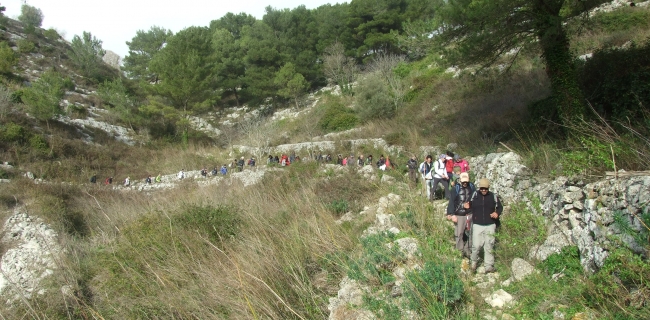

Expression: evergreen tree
xmin=149 ymin=26 xmax=215 ymax=113
xmin=123 ymin=26 xmax=172 ymax=82
xmin=69 ymin=31 xmax=106 ymax=79
xmin=18 ymin=3 xmax=43 ymax=28
xmin=22 ymin=70 xmax=68 ymax=128
xmin=274 ymin=63 xmax=309 ymax=107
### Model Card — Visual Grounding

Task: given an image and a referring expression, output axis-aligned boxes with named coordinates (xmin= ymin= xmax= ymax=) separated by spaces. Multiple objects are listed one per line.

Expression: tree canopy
xmin=69 ymin=31 xmax=106 ymax=79
xmin=123 ymin=26 xmax=173 ymax=82
xmin=434 ymin=0 xmax=609 ymax=124
xmin=18 ymin=3 xmax=43 ymax=28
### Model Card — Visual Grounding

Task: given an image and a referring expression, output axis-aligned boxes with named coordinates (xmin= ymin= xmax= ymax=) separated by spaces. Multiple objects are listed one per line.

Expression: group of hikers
xmin=413 ymin=152 xmax=503 ymax=274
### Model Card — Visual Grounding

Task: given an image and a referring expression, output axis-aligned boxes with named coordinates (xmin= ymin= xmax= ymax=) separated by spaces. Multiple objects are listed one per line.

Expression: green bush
xmin=0 ymin=41 xmax=17 ymax=74
xmin=29 ymin=134 xmax=48 ymax=150
xmin=403 ymin=261 xmax=464 ymax=317
xmin=317 ymin=100 xmax=358 ymax=132
xmin=16 ymin=38 xmax=35 ymax=53
xmin=1 ymin=123 xmax=27 ymax=143
xmin=586 ymin=248 xmax=650 ymax=319
xmin=355 ymin=75 xmax=395 ymax=121
xmin=43 ymin=28 xmax=59 ymax=40
xmin=540 ymin=245 xmax=582 ymax=278
xmin=22 ymin=70 xmax=68 ymax=122
xmin=326 ymin=199 xmax=349 ymax=216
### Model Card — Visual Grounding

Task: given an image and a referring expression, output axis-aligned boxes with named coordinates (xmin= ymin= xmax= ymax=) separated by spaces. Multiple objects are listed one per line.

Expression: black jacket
xmin=447 ymin=184 xmax=475 ymax=216
xmin=470 ymin=191 xmax=503 ymax=225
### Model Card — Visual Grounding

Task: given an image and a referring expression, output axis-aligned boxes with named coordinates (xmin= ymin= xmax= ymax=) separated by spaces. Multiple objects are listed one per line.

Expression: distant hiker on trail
xmin=445 ymin=152 xmax=455 ymax=183
xmin=281 ymin=154 xmax=290 ymax=166
xmin=178 ymin=169 xmax=185 ymax=180
xmin=237 ymin=157 xmax=245 ymax=171
xmin=326 ymin=154 xmax=332 ymax=162
xmin=201 ymin=168 xmax=208 ymax=177
xmin=124 ymin=177 xmax=131 ymax=186
xmin=377 ymin=155 xmax=386 ymax=170
xmin=105 ymin=177 xmax=113 ymax=185
xmin=145 ymin=176 xmax=152 ymax=184
xmin=432 ymin=154 xmax=451 ymax=200
xmin=366 ymin=154 xmax=373 ymax=165
xmin=454 ymin=154 xmax=470 ymax=173
xmin=211 ymin=167 xmax=218 ymax=176
xmin=358 ymin=154 xmax=365 ymax=166
xmin=220 ymin=165 xmax=227 ymax=175
xmin=385 ymin=156 xmax=392 ymax=170
xmin=470 ymin=178 xmax=503 ymax=274
xmin=407 ymin=156 xmax=418 ymax=184
xmin=290 ymin=152 xmax=296 ymax=163
xmin=90 ymin=175 xmax=97 ymax=183
xmin=420 ymin=155 xmax=434 ymax=201
xmin=446 ymin=172 xmax=475 ymax=258
xmin=248 ymin=157 xmax=256 ymax=169
xmin=342 ymin=156 xmax=348 ymax=166
xmin=155 ymin=174 xmax=162 ymax=183
xmin=268 ymin=155 xmax=274 ymax=165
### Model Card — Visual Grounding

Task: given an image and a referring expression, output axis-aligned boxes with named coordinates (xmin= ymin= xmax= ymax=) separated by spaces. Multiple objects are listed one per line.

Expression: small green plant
xmin=0 ymin=41 xmax=17 ymax=74
xmin=16 ymin=38 xmax=35 ymax=53
xmin=43 ymin=28 xmax=59 ymax=40
xmin=1 ymin=123 xmax=27 ymax=143
xmin=403 ymin=261 xmax=463 ymax=318
xmin=540 ymin=245 xmax=582 ymax=278
xmin=327 ymin=199 xmax=349 ymax=216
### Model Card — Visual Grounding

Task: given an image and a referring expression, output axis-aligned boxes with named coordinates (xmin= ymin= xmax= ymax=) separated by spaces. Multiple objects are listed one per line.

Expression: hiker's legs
xmin=455 ymin=215 xmax=469 ymax=255
xmin=426 ymin=179 xmax=434 ymax=201
xmin=471 ymin=224 xmax=487 ymax=266
xmin=483 ymin=224 xmax=497 ymax=268
xmin=440 ymin=179 xmax=450 ymax=199
xmin=431 ymin=177 xmax=442 ymax=199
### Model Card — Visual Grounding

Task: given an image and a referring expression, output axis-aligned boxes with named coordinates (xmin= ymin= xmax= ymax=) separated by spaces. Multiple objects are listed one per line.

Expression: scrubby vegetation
xmin=0 ymin=0 xmax=649 ymax=319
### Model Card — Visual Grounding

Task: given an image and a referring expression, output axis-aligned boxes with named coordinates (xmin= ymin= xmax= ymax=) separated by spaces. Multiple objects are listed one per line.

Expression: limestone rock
xmin=511 ymin=258 xmax=535 ymax=281
xmin=485 ymin=289 xmax=514 ymax=308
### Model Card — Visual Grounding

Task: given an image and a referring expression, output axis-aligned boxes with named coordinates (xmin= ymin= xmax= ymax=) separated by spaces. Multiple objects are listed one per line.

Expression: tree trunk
xmin=537 ymin=9 xmax=586 ymax=125
xmin=232 ymin=87 xmax=240 ymax=107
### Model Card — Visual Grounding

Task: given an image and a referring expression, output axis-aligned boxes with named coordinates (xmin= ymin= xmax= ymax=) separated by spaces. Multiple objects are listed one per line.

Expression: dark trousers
xmin=431 ymin=177 xmax=450 ymax=200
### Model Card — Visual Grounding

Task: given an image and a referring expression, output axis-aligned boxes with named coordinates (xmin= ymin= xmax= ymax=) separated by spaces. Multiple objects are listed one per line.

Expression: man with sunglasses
xmin=470 ymin=178 xmax=503 ymax=273
xmin=446 ymin=172 xmax=475 ymax=258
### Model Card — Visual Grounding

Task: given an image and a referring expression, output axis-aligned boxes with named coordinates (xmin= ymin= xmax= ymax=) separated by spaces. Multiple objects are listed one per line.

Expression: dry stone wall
xmin=470 ymin=152 xmax=650 ymax=273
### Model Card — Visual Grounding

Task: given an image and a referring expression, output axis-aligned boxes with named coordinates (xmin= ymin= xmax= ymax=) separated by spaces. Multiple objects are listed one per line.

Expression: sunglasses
xmin=479 ymin=188 xmax=489 ymax=191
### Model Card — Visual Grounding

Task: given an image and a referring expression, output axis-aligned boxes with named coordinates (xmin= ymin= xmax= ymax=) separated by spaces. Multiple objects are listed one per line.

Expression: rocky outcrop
xmin=0 ymin=208 xmax=62 ymax=302
xmin=102 ymin=51 xmax=121 ymax=70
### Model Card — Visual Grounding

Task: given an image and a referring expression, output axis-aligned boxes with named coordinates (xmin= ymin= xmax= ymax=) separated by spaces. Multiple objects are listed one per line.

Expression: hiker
xmin=470 ymin=178 xmax=503 ymax=274
xmin=90 ymin=175 xmax=97 ymax=183
xmin=326 ymin=154 xmax=332 ymax=162
xmin=178 ymin=169 xmax=185 ymax=180
xmin=248 ymin=157 xmax=256 ymax=168
xmin=358 ymin=154 xmax=365 ymax=166
xmin=432 ymin=154 xmax=450 ymax=200
xmin=385 ymin=156 xmax=392 ymax=170
xmin=201 ymin=168 xmax=208 ymax=177
xmin=105 ymin=177 xmax=113 ymax=185
xmin=124 ymin=176 xmax=131 ymax=186
xmin=155 ymin=174 xmax=162 ymax=183
xmin=281 ymin=154 xmax=290 ymax=166
xmin=447 ymin=172 xmax=475 ymax=258
xmin=366 ymin=155 xmax=373 ymax=165
xmin=407 ymin=156 xmax=418 ymax=184
xmin=420 ymin=155 xmax=434 ymax=201
xmin=377 ymin=155 xmax=386 ymax=170
xmin=342 ymin=155 xmax=348 ymax=166
xmin=145 ymin=176 xmax=152 ymax=184
xmin=268 ymin=155 xmax=274 ymax=165
xmin=211 ymin=167 xmax=218 ymax=176
xmin=220 ymin=165 xmax=227 ymax=175
xmin=337 ymin=154 xmax=343 ymax=165
xmin=290 ymin=152 xmax=296 ymax=163
xmin=237 ymin=157 xmax=245 ymax=171
xmin=445 ymin=152 xmax=455 ymax=183
xmin=450 ymin=165 xmax=462 ymax=187
xmin=454 ymin=154 xmax=470 ymax=173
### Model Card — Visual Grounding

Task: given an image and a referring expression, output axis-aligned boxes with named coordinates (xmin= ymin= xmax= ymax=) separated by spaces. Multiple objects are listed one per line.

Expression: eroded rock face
xmin=0 ymin=208 xmax=62 ymax=302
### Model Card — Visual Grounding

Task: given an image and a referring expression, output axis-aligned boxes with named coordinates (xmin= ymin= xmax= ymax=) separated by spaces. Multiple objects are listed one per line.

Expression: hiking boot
xmin=484 ymin=266 xmax=497 ymax=274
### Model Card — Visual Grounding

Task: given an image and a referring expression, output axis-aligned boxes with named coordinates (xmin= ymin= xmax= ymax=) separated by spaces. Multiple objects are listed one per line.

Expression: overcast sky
xmin=3 ymin=0 xmax=341 ymax=58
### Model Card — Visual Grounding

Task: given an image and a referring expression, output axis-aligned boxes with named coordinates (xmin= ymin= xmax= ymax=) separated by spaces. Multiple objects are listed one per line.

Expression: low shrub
xmin=403 ymin=261 xmax=464 ymax=318
xmin=0 ymin=41 xmax=17 ymax=74
xmin=16 ymin=38 xmax=35 ymax=53
xmin=355 ymin=75 xmax=395 ymax=121
xmin=317 ymin=100 xmax=358 ymax=132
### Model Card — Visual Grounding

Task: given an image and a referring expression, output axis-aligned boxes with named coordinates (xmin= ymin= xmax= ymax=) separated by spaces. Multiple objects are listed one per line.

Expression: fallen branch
xmin=605 ymin=171 xmax=650 ymax=177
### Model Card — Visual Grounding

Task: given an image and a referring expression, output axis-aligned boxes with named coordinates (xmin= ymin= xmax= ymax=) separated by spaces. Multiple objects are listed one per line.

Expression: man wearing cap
xmin=470 ymin=178 xmax=503 ymax=273
xmin=447 ymin=172 xmax=475 ymax=258
xmin=432 ymin=154 xmax=451 ymax=200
